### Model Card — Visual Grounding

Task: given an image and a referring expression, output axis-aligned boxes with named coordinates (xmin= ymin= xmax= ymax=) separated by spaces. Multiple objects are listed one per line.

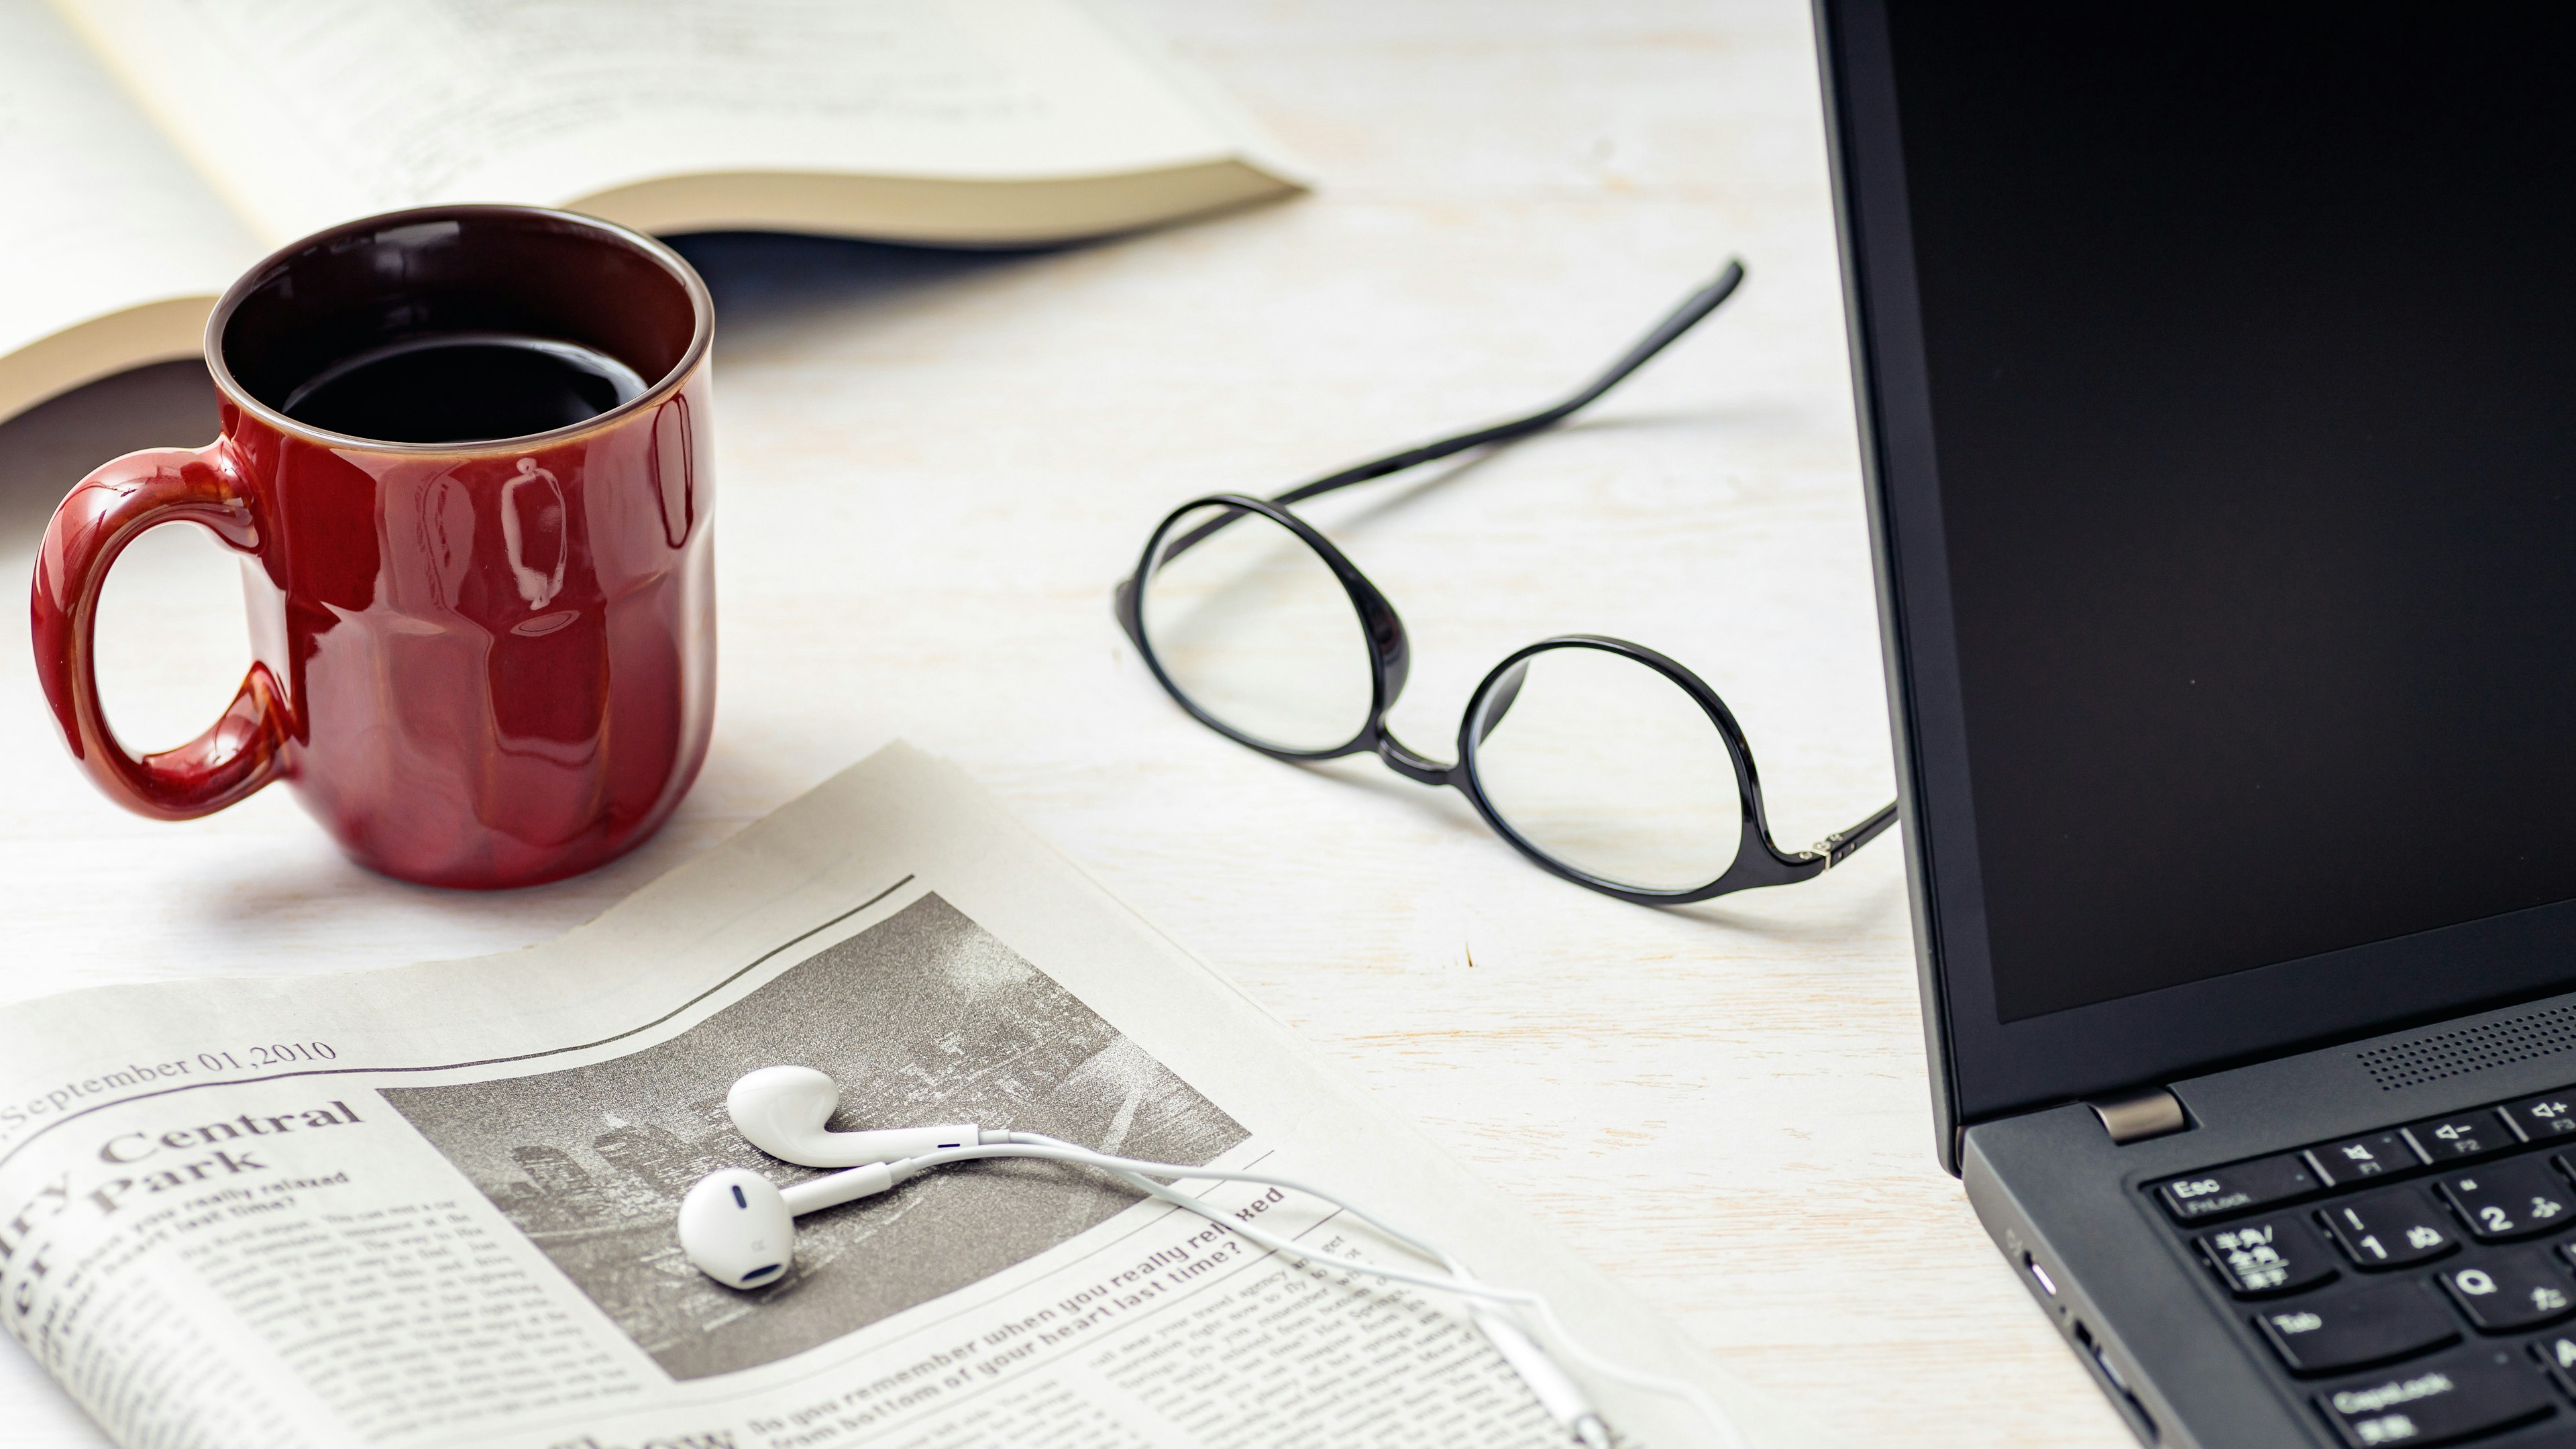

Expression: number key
xmin=2404 ymin=1110 xmax=2513 ymax=1164
xmin=2438 ymin=1159 xmax=2575 ymax=1242
xmin=2318 ymin=1187 xmax=2457 ymax=1269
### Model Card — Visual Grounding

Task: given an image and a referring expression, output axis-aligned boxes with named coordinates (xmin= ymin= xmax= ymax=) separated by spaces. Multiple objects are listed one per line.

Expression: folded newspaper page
xmin=0 ymin=743 xmax=1790 ymax=1448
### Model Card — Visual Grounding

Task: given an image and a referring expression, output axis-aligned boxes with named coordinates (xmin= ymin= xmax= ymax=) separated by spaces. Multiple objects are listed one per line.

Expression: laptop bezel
xmin=1813 ymin=0 xmax=2576 ymax=1171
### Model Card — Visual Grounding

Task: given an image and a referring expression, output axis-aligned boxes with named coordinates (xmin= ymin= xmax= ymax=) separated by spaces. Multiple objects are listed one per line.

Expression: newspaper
xmin=0 ymin=744 xmax=1788 ymax=1449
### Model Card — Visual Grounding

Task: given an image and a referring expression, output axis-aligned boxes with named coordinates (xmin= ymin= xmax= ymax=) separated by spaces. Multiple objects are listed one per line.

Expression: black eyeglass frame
xmin=1112 ymin=260 xmax=1898 ymax=905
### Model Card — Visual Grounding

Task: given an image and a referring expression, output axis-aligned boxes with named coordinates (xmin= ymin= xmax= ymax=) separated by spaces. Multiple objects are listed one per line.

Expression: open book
xmin=0 ymin=0 xmax=1303 ymax=423
xmin=0 ymin=745 xmax=1801 ymax=1448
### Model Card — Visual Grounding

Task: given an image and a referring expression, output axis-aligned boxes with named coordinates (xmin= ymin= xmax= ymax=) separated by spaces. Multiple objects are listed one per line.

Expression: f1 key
xmin=2307 ymin=1132 xmax=2425 ymax=1187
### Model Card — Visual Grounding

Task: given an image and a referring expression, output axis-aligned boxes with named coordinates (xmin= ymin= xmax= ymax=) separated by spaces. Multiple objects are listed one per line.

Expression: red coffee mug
xmin=30 ymin=205 xmax=716 ymax=888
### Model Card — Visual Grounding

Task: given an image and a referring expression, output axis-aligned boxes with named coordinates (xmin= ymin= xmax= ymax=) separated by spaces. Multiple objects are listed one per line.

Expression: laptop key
xmin=2257 ymin=1281 xmax=2461 ymax=1375
xmin=2533 ymin=1332 xmax=2576 ymax=1396
xmin=2316 ymin=1348 xmax=2555 ymax=1449
xmin=2438 ymin=1160 xmax=2576 ymax=1242
xmin=2406 ymin=1111 xmax=2515 ymax=1165
xmin=2318 ymin=1187 xmax=2459 ymax=1270
xmin=2309 ymin=1131 xmax=2429 ymax=1187
xmin=2196 ymin=1214 xmax=2338 ymax=1296
xmin=2438 ymin=1251 xmax=2576 ymax=1332
xmin=2155 ymin=1152 xmax=2322 ymax=1222
xmin=2501 ymin=1089 xmax=2576 ymax=1144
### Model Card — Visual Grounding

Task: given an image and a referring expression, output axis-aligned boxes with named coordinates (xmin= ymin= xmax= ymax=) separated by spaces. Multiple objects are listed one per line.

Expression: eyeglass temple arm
xmin=1116 ymin=259 xmax=1748 ymax=642
xmin=1271 ymin=258 xmax=1748 ymax=508
xmin=1808 ymin=800 xmax=1898 ymax=870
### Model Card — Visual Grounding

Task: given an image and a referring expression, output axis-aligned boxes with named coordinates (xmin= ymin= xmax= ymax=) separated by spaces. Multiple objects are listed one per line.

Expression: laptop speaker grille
xmin=2357 ymin=1004 xmax=2576 ymax=1091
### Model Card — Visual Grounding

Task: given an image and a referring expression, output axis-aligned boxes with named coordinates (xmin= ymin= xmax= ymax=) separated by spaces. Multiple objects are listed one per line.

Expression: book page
xmin=0 ymin=0 xmax=260 ymax=390
xmin=55 ymin=0 xmax=1258 ymax=246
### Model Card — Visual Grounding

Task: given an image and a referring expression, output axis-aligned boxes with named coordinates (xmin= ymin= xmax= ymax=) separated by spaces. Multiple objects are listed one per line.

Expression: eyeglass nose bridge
xmin=1373 ymin=732 xmax=1459 ymax=788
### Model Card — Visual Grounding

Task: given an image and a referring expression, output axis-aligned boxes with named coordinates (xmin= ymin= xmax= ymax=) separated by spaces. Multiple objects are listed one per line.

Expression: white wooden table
xmin=0 ymin=3 xmax=2129 ymax=1445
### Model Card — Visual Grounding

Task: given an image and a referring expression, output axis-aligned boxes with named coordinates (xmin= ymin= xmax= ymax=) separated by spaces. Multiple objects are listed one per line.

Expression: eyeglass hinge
xmin=1807 ymin=833 xmax=1845 ymax=869
xmin=2089 ymin=1087 xmax=2189 ymax=1145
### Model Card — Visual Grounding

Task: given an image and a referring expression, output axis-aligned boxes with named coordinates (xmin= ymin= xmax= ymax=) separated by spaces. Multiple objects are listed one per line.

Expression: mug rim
xmin=203 ymin=203 xmax=715 ymax=458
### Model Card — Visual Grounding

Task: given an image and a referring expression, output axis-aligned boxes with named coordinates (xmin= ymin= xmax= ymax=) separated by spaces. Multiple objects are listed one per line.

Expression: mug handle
xmin=30 ymin=443 xmax=288 ymax=820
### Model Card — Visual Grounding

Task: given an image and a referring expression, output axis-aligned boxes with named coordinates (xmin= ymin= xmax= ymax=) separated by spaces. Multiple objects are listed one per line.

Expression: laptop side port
xmin=2072 ymin=1320 xmax=2159 ymax=1443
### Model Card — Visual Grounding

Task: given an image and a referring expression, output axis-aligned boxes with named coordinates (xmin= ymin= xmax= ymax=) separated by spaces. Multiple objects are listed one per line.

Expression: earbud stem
xmin=771 ymin=1123 xmax=983 ymax=1168
xmin=781 ymin=1161 xmax=895 ymax=1214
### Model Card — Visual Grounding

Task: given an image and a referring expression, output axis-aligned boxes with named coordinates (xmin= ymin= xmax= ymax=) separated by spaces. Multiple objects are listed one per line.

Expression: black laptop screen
xmin=1884 ymin=7 xmax=2576 ymax=1022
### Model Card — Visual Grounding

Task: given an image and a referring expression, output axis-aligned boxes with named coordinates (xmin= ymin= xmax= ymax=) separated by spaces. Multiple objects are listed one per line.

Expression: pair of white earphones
xmin=677 ymin=1066 xmax=1744 ymax=1449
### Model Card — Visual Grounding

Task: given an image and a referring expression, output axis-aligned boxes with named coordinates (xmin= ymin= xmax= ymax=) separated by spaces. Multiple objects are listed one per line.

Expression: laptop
xmin=1817 ymin=6 xmax=2576 ymax=1446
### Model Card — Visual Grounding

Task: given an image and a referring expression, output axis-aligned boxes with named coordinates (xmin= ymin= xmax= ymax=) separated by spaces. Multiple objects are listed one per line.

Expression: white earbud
xmin=676 ymin=1169 xmax=797 ymax=1287
xmin=677 ymin=1160 xmax=905 ymax=1287
xmin=675 ymin=1068 xmax=1741 ymax=1448
xmin=727 ymin=1065 xmax=985 ymax=1167
xmin=682 ymin=1067 xmax=987 ymax=1288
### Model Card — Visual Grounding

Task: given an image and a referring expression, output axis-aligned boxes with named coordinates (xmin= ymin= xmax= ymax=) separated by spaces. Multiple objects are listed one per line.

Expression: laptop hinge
xmin=2090 ymin=1086 xmax=2188 ymax=1145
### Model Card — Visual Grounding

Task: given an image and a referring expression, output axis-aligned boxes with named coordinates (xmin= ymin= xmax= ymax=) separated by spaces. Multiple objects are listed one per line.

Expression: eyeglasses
xmin=1114 ymin=261 xmax=1897 ymax=904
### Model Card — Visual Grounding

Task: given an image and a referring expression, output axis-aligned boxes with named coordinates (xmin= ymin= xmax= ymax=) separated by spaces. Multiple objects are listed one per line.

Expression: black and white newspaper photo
xmin=378 ymin=893 xmax=1250 ymax=1381
xmin=0 ymin=746 xmax=1796 ymax=1448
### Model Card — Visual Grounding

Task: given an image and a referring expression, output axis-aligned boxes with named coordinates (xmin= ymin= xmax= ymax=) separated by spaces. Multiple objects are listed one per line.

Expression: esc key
xmin=2155 ymin=1153 xmax=2321 ymax=1223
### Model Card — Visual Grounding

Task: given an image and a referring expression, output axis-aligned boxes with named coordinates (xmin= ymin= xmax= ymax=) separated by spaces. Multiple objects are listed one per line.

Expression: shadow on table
xmin=1224 ymin=406 xmax=1896 ymax=941
xmin=1287 ymin=749 xmax=1904 ymax=942
xmin=666 ymin=231 xmax=1052 ymax=352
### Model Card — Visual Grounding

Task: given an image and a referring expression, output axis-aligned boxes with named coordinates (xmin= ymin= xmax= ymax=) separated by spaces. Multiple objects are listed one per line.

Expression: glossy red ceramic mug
xmin=30 ymin=205 xmax=716 ymax=888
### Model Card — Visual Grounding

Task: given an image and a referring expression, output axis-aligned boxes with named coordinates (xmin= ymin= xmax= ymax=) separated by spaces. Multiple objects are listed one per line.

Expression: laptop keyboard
xmin=2150 ymin=1087 xmax=2576 ymax=1446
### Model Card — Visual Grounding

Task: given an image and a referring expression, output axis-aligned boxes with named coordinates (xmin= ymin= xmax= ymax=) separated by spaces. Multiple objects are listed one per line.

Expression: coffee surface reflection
xmin=278 ymin=331 xmax=647 ymax=443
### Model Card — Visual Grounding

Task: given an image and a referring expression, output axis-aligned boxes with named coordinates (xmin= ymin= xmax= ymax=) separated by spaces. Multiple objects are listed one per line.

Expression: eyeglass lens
xmin=1142 ymin=500 xmax=1752 ymax=894
xmin=1137 ymin=503 xmax=1375 ymax=753
xmin=1466 ymin=645 xmax=1745 ymax=893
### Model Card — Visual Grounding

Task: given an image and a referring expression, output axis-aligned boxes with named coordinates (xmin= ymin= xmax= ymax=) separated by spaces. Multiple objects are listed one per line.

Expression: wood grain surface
xmin=0 ymin=3 xmax=2129 ymax=1444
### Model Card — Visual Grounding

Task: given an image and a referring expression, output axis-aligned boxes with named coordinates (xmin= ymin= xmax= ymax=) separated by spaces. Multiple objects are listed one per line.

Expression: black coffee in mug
xmin=277 ymin=331 xmax=649 ymax=444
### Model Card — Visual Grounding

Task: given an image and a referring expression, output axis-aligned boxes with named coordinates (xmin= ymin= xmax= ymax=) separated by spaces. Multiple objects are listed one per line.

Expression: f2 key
xmin=2405 ymin=1110 xmax=2513 ymax=1165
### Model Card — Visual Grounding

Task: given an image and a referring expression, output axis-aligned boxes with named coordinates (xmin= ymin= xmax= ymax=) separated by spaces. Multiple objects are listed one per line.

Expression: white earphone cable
xmin=872 ymin=1134 xmax=1744 ymax=1449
